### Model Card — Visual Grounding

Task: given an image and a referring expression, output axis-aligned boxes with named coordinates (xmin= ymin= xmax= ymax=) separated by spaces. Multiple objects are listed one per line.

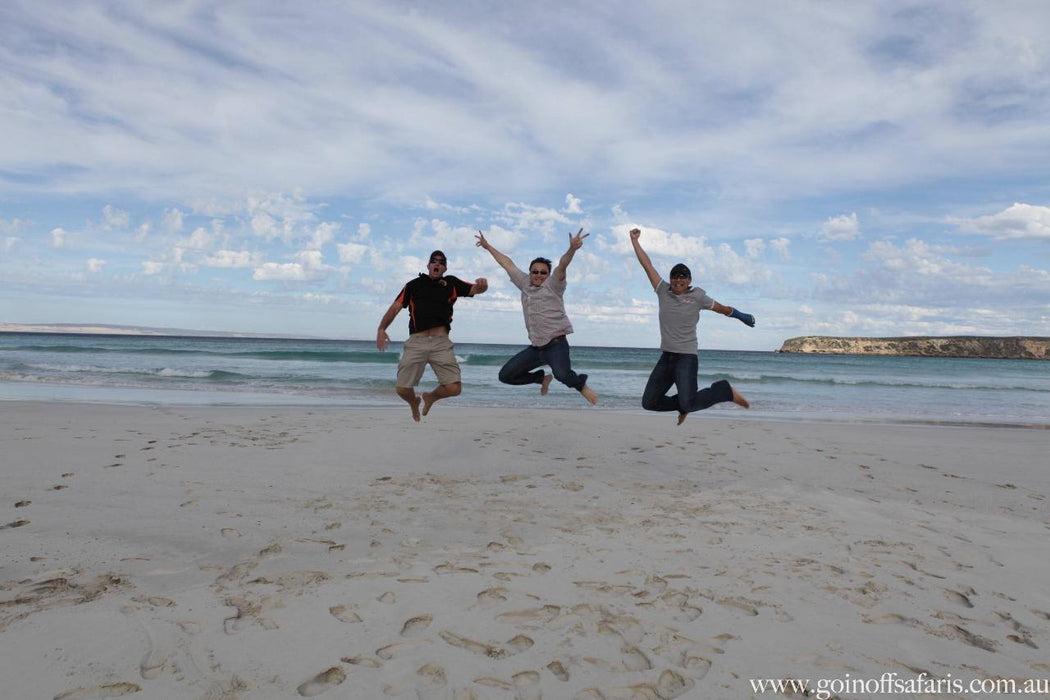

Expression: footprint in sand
xmin=54 ymin=683 xmax=142 ymax=699
xmin=15 ymin=500 xmax=31 ymax=507
xmin=439 ymin=631 xmax=533 ymax=659
xmin=329 ymin=605 xmax=362 ymax=623
xmin=476 ymin=587 xmax=509 ymax=607
xmin=221 ymin=528 xmax=241 ymax=538
xmin=297 ymin=667 xmax=346 ymax=697
xmin=376 ymin=639 xmax=432 ymax=660
xmin=547 ymin=660 xmax=569 ymax=681
xmin=400 ymin=614 xmax=433 ymax=636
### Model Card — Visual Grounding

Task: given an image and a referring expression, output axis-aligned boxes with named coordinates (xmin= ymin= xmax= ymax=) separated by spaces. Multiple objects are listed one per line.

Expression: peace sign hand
xmin=568 ymin=227 xmax=589 ymax=250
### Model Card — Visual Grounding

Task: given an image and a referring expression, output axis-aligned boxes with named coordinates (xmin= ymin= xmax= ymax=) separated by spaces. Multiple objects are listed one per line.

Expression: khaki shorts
xmin=396 ymin=333 xmax=461 ymax=388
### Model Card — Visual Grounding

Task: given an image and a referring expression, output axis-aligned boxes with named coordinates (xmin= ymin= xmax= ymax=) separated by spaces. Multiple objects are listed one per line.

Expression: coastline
xmin=2 ymin=403 xmax=1048 ymax=697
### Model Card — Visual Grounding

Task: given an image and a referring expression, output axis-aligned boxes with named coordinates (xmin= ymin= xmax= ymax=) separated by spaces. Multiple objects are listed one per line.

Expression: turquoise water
xmin=2 ymin=333 xmax=1048 ymax=427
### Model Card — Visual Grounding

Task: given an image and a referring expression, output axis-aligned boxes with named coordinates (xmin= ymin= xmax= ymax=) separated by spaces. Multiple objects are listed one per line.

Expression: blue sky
xmin=2 ymin=0 xmax=1049 ymax=350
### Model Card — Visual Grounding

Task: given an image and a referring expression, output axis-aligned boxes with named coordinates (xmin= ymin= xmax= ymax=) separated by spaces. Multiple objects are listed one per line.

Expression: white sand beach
xmin=2 ymin=402 xmax=1048 ymax=699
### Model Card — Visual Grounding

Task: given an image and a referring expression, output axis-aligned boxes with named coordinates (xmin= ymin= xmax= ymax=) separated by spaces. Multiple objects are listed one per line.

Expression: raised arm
xmin=554 ymin=228 xmax=588 ymax=281
xmin=469 ymin=277 xmax=488 ymax=296
xmin=475 ymin=230 xmax=517 ymax=277
xmin=376 ymin=300 xmax=403 ymax=351
xmin=710 ymin=300 xmax=756 ymax=327
xmin=629 ymin=228 xmax=662 ymax=290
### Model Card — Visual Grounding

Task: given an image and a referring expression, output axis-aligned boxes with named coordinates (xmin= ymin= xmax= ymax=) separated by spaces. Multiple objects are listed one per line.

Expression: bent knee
xmin=443 ymin=382 xmax=462 ymax=397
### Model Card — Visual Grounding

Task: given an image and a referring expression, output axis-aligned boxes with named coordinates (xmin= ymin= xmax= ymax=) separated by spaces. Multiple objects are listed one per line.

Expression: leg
xmin=395 ymin=335 xmax=428 ymax=422
xmin=543 ymin=339 xmax=596 ymax=404
xmin=423 ymin=335 xmax=464 ymax=416
xmin=682 ymin=375 xmax=738 ymax=414
xmin=498 ymin=346 xmax=545 ymax=386
xmin=641 ymin=352 xmax=679 ymax=412
xmin=395 ymin=387 xmax=422 ymax=422
xmin=422 ymin=382 xmax=461 ymax=416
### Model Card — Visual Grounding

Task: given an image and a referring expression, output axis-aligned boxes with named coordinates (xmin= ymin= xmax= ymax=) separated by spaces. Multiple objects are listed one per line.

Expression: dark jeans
xmin=641 ymin=351 xmax=733 ymax=413
xmin=498 ymin=337 xmax=588 ymax=392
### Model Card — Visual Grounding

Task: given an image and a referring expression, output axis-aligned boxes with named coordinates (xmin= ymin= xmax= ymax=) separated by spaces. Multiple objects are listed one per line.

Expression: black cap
xmin=429 ymin=250 xmax=447 ymax=265
xmin=669 ymin=263 xmax=691 ymax=279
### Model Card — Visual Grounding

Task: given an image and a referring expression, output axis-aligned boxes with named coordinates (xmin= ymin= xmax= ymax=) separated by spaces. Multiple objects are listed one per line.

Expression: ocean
xmin=1 ymin=332 xmax=1048 ymax=428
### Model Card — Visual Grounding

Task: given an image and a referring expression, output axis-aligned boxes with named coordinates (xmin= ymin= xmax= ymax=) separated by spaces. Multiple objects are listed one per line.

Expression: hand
xmin=376 ymin=328 xmax=390 ymax=351
xmin=475 ymin=230 xmax=489 ymax=249
xmin=568 ymin=227 xmax=589 ymax=251
xmin=473 ymin=277 xmax=488 ymax=293
xmin=629 ymin=228 xmax=641 ymax=241
xmin=729 ymin=308 xmax=756 ymax=327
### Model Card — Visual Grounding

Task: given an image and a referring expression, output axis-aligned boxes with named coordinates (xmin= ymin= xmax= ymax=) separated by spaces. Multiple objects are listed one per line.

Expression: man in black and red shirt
xmin=377 ymin=250 xmax=488 ymax=421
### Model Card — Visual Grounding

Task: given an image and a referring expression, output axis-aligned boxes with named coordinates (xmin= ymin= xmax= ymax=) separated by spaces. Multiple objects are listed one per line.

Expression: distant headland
xmin=778 ymin=336 xmax=1050 ymax=360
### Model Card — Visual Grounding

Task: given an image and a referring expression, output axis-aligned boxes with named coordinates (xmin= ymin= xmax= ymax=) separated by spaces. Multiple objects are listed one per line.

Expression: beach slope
xmin=2 ymin=404 xmax=1048 ymax=698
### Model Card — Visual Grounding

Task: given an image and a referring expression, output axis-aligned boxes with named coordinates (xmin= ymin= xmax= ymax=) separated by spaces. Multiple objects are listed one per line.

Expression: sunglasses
xmin=670 ymin=273 xmax=690 ymax=279
xmin=529 ymin=269 xmax=549 ymax=275
xmin=430 ymin=259 xmax=447 ymax=266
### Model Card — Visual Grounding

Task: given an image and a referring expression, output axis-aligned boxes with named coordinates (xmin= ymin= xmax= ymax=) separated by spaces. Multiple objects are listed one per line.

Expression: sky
xmin=2 ymin=0 xmax=1049 ymax=351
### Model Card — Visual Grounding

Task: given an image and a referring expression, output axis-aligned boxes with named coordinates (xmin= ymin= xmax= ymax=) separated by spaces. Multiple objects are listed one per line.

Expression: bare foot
xmin=540 ymin=373 xmax=553 ymax=396
xmin=409 ymin=396 xmax=421 ymax=422
xmin=421 ymin=391 xmax=436 ymax=416
xmin=677 ymin=411 xmax=688 ymax=425
xmin=731 ymin=388 xmax=750 ymax=409
xmin=580 ymin=385 xmax=598 ymax=405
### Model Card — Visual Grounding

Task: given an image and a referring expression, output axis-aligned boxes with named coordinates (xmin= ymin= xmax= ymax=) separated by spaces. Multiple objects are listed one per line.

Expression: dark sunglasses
xmin=430 ymin=259 xmax=447 ymax=266
xmin=670 ymin=272 xmax=690 ymax=279
xmin=529 ymin=269 xmax=549 ymax=275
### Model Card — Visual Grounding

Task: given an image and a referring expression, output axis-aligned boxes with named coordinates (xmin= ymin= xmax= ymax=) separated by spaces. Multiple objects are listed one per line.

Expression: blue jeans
xmin=498 ymin=336 xmax=588 ymax=392
xmin=641 ymin=351 xmax=733 ymax=413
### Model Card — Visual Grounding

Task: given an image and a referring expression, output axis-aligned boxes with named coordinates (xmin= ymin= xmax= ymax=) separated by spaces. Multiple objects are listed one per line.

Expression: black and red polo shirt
xmin=394 ymin=274 xmax=476 ymax=335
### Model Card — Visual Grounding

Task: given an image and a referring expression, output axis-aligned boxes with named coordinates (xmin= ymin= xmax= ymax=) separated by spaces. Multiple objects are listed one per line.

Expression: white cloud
xmin=769 ymin=237 xmax=791 ymax=259
xmin=163 ymin=209 xmax=184 ymax=234
xmin=4 ymin=237 xmax=21 ymax=251
xmin=141 ymin=261 xmax=165 ymax=275
xmin=1 ymin=218 xmax=27 ymax=235
xmin=308 ymin=222 xmax=339 ymax=250
xmin=951 ymin=203 xmax=1050 ymax=241
xmin=744 ymin=238 xmax=765 ymax=259
xmin=86 ymin=258 xmax=106 ymax=272
xmin=51 ymin=228 xmax=66 ymax=248
xmin=202 ymin=250 xmax=257 ymax=268
xmin=820 ymin=212 xmax=860 ymax=241
xmin=252 ymin=249 xmax=330 ymax=281
xmin=356 ymin=223 xmax=372 ymax=240
xmin=564 ymin=193 xmax=583 ymax=215
xmin=337 ymin=241 xmax=368 ymax=264
xmin=133 ymin=222 xmax=151 ymax=242
xmin=180 ymin=227 xmax=214 ymax=250
xmin=102 ymin=205 xmax=129 ymax=230
xmin=253 ymin=262 xmax=313 ymax=281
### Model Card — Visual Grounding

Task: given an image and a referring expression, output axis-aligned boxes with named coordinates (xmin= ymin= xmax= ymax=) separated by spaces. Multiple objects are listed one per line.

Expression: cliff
xmin=777 ymin=336 xmax=1050 ymax=360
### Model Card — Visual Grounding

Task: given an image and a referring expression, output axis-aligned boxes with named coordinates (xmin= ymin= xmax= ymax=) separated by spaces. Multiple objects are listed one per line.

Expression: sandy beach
xmin=2 ymin=402 xmax=1048 ymax=699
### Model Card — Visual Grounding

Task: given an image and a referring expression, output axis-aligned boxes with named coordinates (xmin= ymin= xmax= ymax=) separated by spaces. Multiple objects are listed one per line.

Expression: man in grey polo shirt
xmin=476 ymin=228 xmax=598 ymax=405
xmin=630 ymin=227 xmax=754 ymax=423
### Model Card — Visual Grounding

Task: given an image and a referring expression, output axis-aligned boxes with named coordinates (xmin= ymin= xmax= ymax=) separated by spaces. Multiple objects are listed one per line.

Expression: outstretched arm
xmin=469 ymin=277 xmax=488 ymax=296
xmin=629 ymin=228 xmax=663 ymax=290
xmin=475 ymin=230 xmax=517 ymax=277
xmin=376 ymin=300 xmax=403 ymax=350
xmin=554 ymin=228 xmax=588 ymax=281
xmin=710 ymin=301 xmax=756 ymax=327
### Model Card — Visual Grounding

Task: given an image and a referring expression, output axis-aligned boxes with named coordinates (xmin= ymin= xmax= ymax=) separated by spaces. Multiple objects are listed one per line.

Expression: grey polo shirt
xmin=656 ymin=280 xmax=714 ymax=355
xmin=508 ymin=267 xmax=574 ymax=347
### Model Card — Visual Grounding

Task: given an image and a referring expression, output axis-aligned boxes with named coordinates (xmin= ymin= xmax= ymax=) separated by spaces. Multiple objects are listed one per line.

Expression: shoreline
xmin=2 ymin=403 xmax=1048 ymax=697
xmin=3 ymin=392 xmax=1048 ymax=431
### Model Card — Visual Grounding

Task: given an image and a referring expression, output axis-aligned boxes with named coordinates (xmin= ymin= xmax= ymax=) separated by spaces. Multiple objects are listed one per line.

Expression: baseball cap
xmin=669 ymin=263 xmax=691 ymax=279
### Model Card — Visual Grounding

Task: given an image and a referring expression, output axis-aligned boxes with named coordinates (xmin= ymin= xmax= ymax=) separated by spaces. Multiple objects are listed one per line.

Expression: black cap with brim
xmin=670 ymin=263 xmax=691 ymax=278
xmin=429 ymin=250 xmax=447 ymax=264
